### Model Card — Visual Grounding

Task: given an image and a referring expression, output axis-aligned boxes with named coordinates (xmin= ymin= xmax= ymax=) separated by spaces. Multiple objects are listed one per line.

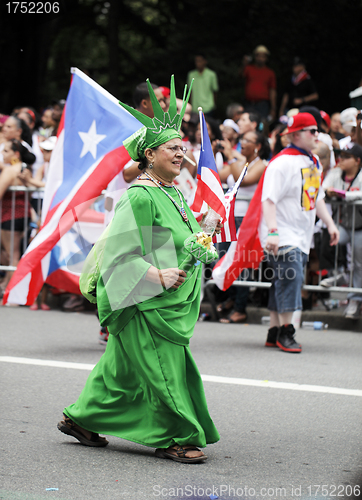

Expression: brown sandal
xmin=57 ymin=414 xmax=108 ymax=447
xmin=216 ymin=299 xmax=234 ymax=313
xmin=219 ymin=311 xmax=247 ymax=324
xmin=155 ymin=445 xmax=207 ymax=463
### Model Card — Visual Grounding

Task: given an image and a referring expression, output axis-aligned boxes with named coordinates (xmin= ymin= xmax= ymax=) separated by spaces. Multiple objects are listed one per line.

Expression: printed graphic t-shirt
xmin=260 ymin=151 xmax=324 ymax=254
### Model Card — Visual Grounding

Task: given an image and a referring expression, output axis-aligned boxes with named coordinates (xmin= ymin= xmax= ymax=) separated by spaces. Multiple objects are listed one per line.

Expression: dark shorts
xmin=1 ymin=218 xmax=26 ymax=231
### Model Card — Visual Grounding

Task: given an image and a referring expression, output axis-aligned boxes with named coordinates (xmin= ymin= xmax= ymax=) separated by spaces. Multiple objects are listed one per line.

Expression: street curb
xmin=200 ymin=302 xmax=362 ymax=332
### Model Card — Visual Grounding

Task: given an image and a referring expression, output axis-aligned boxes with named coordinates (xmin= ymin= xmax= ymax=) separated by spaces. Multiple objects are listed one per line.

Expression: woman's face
xmin=150 ymin=138 xmax=185 ymax=182
xmin=2 ymin=141 xmax=18 ymax=165
xmin=237 ymin=113 xmax=255 ymax=135
xmin=3 ymin=117 xmax=21 ymax=140
xmin=241 ymin=131 xmax=259 ymax=158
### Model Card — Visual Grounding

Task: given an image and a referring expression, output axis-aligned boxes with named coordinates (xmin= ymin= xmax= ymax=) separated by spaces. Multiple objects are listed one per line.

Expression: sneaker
xmin=320 ymin=273 xmax=349 ymax=288
xmin=99 ymin=326 xmax=109 ymax=345
xmin=265 ymin=326 xmax=279 ymax=347
xmin=276 ymin=324 xmax=302 ymax=353
xmin=344 ymin=300 xmax=361 ymax=319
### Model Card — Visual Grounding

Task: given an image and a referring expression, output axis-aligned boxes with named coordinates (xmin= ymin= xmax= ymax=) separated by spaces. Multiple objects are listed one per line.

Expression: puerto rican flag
xmin=213 ymin=164 xmax=248 ymax=243
xmin=190 ymin=110 xmax=226 ymax=222
xmin=212 ymin=170 xmax=266 ymax=291
xmin=44 ymin=209 xmax=105 ymax=295
xmin=212 ymin=146 xmax=318 ymax=291
xmin=3 ymin=68 xmax=142 ymax=306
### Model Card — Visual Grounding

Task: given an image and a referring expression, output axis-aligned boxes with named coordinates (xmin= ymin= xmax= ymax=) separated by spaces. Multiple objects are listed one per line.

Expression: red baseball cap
xmin=320 ymin=110 xmax=331 ymax=129
xmin=280 ymin=112 xmax=317 ymax=135
xmin=159 ymin=86 xmax=170 ymax=98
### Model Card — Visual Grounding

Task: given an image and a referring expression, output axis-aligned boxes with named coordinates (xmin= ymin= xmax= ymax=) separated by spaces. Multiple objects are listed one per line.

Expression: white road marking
xmin=1 ymin=356 xmax=361 ymax=397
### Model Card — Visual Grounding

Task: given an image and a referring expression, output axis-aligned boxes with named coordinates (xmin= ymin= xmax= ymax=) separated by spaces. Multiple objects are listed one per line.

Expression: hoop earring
xmin=149 ymin=163 xmax=153 ymax=169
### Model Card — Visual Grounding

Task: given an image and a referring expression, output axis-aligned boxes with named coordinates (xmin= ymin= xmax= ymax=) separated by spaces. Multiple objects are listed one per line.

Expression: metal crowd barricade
xmin=204 ymin=196 xmax=362 ymax=297
xmin=0 ymin=186 xmax=44 ymax=272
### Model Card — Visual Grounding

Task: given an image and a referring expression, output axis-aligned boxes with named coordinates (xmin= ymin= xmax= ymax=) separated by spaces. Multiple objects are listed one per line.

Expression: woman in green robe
xmin=57 ymin=77 xmax=220 ymax=463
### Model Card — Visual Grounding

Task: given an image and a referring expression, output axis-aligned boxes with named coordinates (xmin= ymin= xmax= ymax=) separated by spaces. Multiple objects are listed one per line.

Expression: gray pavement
xmin=1 ymin=307 xmax=361 ymax=500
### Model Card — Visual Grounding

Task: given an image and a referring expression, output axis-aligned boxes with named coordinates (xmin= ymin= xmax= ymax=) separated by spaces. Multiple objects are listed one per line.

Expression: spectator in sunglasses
xmin=260 ymin=112 xmax=339 ymax=353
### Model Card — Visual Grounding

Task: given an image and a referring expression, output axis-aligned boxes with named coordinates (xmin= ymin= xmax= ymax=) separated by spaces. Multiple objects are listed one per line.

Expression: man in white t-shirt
xmin=261 ymin=112 xmax=339 ymax=353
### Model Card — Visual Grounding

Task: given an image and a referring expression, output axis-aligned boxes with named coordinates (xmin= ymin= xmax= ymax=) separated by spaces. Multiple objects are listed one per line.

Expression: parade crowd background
xmin=1 ymin=0 xmax=362 ymax=320
xmin=1 ymin=45 xmax=362 ymax=321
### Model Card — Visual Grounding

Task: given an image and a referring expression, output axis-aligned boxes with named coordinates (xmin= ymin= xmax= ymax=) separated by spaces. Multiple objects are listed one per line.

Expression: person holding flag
xmin=213 ymin=112 xmax=339 ymax=352
xmin=57 ymin=76 xmax=220 ymax=463
xmin=261 ymin=113 xmax=339 ymax=352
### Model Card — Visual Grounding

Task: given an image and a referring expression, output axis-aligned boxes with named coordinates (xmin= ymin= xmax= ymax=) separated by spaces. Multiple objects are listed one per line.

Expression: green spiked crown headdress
xmin=119 ymin=75 xmax=193 ymax=162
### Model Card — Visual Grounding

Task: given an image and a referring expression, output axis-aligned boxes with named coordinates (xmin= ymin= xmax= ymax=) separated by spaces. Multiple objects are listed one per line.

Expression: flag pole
xmin=231 ymin=162 xmax=249 ymax=196
xmin=184 ymin=154 xmax=196 ymax=167
xmin=198 ymin=107 xmax=204 ymax=151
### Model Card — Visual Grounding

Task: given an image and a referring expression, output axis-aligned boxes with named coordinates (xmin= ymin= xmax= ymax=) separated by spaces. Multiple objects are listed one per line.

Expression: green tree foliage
xmin=0 ymin=0 xmax=361 ymax=116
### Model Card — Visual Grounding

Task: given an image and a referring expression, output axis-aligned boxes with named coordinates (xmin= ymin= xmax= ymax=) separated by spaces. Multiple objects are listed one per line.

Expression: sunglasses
xmin=301 ymin=128 xmax=319 ymax=136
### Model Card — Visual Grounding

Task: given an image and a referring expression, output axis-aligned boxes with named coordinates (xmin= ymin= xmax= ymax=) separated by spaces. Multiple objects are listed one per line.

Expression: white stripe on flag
xmin=212 ymin=240 xmax=238 ymax=289
xmin=201 ymin=167 xmax=225 ymax=204
xmin=7 ymin=273 xmax=32 ymax=305
xmin=41 ymin=130 xmax=65 ymax=221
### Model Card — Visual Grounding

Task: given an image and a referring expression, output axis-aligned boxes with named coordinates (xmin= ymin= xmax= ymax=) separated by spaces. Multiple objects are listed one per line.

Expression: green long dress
xmin=64 ymin=185 xmax=220 ymax=449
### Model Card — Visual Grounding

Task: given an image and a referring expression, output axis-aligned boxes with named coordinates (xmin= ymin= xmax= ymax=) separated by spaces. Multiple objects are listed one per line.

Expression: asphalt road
xmin=1 ymin=307 xmax=361 ymax=500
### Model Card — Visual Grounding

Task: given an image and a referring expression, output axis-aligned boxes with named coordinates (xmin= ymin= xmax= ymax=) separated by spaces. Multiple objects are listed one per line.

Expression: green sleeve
xmin=96 ymin=187 xmax=163 ymax=327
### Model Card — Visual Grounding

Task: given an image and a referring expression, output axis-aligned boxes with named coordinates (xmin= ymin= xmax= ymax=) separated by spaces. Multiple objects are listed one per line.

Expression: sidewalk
xmin=31 ymin=289 xmax=362 ymax=332
xmin=200 ymin=289 xmax=362 ymax=332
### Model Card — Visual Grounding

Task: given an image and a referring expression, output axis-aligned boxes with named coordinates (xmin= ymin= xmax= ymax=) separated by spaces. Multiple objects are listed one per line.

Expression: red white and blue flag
xmin=212 ymin=170 xmax=266 ymax=290
xmin=213 ymin=164 xmax=248 ymax=243
xmin=3 ymin=68 xmax=141 ymax=305
xmin=190 ymin=111 xmax=226 ymax=221
xmin=212 ymin=146 xmax=316 ymax=290
xmin=44 ymin=209 xmax=105 ymax=295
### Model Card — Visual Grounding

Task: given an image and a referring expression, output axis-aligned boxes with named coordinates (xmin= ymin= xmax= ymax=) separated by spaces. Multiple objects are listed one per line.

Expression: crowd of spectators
xmin=179 ymin=101 xmax=362 ymax=320
xmin=181 ymin=49 xmax=362 ymax=321
xmin=0 ymin=102 xmax=62 ymax=304
xmin=1 ymin=50 xmax=362 ymax=323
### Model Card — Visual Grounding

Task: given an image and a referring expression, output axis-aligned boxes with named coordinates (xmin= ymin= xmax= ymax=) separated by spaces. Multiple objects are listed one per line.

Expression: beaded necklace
xmin=137 ymin=171 xmax=193 ymax=232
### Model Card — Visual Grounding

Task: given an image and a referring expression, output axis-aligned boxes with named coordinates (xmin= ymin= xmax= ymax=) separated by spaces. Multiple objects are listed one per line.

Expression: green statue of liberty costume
xmin=58 ymin=76 xmax=220 ymax=463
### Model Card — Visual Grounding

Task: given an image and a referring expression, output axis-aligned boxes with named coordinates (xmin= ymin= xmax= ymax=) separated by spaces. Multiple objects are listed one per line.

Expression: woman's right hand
xmin=159 ymin=268 xmax=187 ymax=289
